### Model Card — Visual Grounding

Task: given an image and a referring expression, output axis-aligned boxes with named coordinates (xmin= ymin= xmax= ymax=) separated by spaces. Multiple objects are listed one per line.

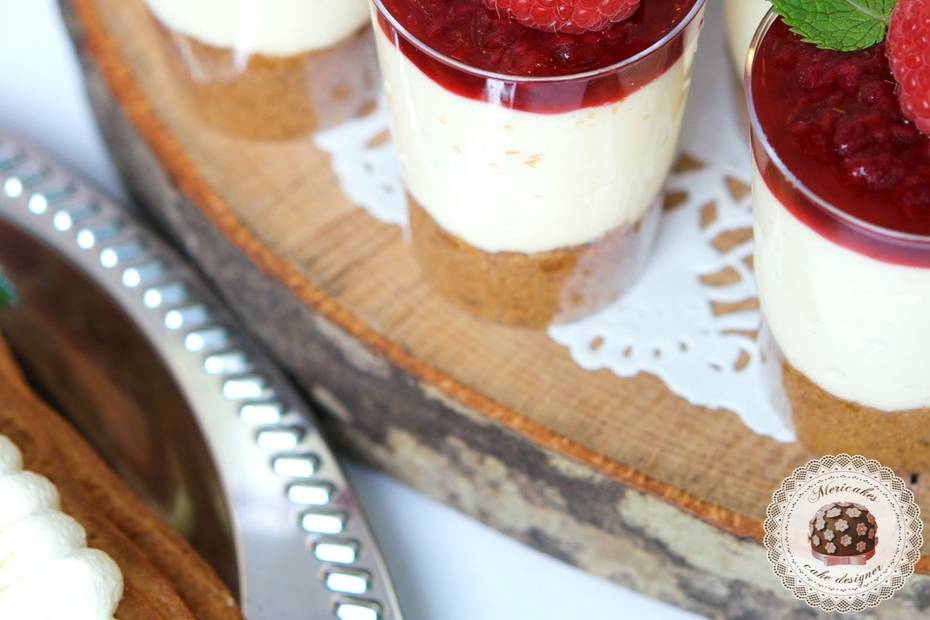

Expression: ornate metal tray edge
xmin=0 ymin=133 xmax=403 ymax=620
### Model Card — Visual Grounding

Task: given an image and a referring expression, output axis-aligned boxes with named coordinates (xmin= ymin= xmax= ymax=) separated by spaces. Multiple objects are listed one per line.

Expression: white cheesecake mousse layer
xmin=753 ymin=161 xmax=930 ymax=412
xmin=0 ymin=435 xmax=123 ymax=619
xmin=723 ymin=0 xmax=769 ymax=76
xmin=145 ymin=0 xmax=369 ymax=56
xmin=373 ymin=22 xmax=700 ymax=254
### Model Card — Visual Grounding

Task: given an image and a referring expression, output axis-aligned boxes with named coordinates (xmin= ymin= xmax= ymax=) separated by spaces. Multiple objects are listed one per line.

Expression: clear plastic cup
xmin=722 ymin=0 xmax=768 ymax=78
xmin=748 ymin=11 xmax=930 ymax=469
xmin=370 ymin=0 xmax=706 ymax=328
xmin=144 ymin=0 xmax=378 ymax=139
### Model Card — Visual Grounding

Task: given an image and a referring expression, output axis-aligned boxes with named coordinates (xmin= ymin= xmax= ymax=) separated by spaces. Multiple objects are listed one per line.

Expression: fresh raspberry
xmin=483 ymin=0 xmax=641 ymax=34
xmin=887 ymin=0 xmax=930 ymax=135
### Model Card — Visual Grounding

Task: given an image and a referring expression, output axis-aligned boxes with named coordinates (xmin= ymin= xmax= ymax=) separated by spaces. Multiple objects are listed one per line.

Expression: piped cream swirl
xmin=0 ymin=435 xmax=123 ymax=619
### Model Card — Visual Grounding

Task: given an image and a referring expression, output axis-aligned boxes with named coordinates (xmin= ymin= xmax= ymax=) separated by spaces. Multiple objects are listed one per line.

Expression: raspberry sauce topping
xmin=376 ymin=0 xmax=700 ymax=113
xmin=752 ymin=18 xmax=930 ymax=263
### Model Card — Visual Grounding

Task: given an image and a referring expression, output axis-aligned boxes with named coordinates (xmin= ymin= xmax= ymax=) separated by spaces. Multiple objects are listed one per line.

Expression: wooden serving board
xmin=63 ymin=1 xmax=930 ymax=616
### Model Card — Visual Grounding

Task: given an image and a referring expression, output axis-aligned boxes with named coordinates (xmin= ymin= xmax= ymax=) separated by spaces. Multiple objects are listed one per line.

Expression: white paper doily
xmin=313 ymin=6 xmax=794 ymax=442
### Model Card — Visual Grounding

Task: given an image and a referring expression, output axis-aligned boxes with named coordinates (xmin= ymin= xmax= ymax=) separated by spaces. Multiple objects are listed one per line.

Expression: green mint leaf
xmin=0 ymin=271 xmax=15 ymax=309
xmin=771 ymin=0 xmax=897 ymax=51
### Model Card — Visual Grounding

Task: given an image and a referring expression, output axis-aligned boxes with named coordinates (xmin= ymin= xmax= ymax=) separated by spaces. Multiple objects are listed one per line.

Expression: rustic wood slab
xmin=63 ymin=1 xmax=930 ymax=616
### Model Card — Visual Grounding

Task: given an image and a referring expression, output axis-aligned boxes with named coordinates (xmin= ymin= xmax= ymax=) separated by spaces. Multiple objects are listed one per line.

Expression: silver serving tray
xmin=0 ymin=133 xmax=403 ymax=620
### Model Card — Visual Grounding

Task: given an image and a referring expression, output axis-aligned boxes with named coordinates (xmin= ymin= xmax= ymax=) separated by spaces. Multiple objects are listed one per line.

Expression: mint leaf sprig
xmin=0 ymin=270 xmax=16 ymax=309
xmin=771 ymin=0 xmax=896 ymax=51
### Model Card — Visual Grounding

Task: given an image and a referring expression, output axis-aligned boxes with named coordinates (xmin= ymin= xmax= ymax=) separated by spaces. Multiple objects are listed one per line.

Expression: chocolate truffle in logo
xmin=808 ymin=502 xmax=877 ymax=567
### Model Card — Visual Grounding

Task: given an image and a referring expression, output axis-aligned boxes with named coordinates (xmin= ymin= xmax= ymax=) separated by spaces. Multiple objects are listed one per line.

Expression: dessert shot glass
xmin=144 ymin=0 xmax=378 ymax=139
xmin=723 ymin=0 xmax=768 ymax=79
xmin=369 ymin=0 xmax=706 ymax=328
xmin=748 ymin=12 xmax=930 ymax=470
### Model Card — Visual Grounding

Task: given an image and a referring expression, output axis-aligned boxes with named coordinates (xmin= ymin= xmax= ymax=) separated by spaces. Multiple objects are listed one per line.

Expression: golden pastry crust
xmin=0 ymin=336 xmax=241 ymax=619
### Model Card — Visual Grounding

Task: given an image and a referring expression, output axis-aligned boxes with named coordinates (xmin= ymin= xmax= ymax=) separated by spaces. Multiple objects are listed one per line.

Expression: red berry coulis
xmin=752 ymin=19 xmax=930 ymax=266
xmin=376 ymin=0 xmax=700 ymax=113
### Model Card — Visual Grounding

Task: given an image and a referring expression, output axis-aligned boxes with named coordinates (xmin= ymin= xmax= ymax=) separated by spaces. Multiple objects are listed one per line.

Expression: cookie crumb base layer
xmin=153 ymin=24 xmax=376 ymax=140
xmin=784 ymin=362 xmax=930 ymax=471
xmin=409 ymin=198 xmax=659 ymax=328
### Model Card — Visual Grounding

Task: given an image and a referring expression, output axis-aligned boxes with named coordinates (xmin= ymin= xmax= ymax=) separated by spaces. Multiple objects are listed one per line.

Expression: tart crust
xmin=0 ymin=335 xmax=241 ymax=619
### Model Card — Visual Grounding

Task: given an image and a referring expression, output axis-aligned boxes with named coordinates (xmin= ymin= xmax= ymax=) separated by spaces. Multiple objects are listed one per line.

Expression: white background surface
xmin=0 ymin=2 xmax=705 ymax=619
